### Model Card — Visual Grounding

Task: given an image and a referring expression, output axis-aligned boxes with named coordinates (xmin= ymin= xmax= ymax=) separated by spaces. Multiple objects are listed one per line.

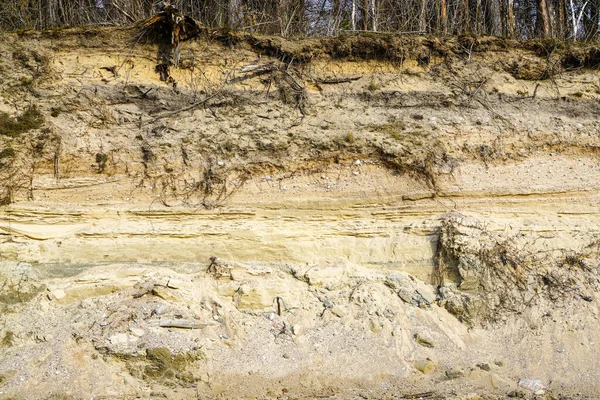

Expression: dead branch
xmin=315 ymin=76 xmax=362 ymax=84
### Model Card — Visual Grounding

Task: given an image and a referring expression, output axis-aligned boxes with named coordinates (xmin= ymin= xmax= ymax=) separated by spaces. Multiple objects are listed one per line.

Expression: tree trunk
xmin=351 ymin=0 xmax=357 ymax=30
xmin=440 ymin=0 xmax=448 ymax=33
xmin=536 ymin=0 xmax=551 ymax=37
xmin=507 ymin=0 xmax=515 ymax=37
xmin=419 ymin=0 xmax=428 ymax=32
xmin=227 ymin=0 xmax=243 ymax=28
xmin=483 ymin=0 xmax=502 ymax=34
xmin=362 ymin=0 xmax=368 ymax=30
xmin=556 ymin=0 xmax=566 ymax=38
xmin=371 ymin=0 xmax=377 ymax=30
xmin=332 ymin=0 xmax=341 ymax=34
xmin=461 ymin=0 xmax=470 ymax=33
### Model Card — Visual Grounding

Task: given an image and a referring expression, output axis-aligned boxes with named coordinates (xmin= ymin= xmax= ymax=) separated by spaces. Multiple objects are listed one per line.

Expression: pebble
xmin=414 ymin=333 xmax=434 ymax=348
xmin=331 ymin=305 xmax=347 ymax=318
xmin=445 ymin=369 xmax=464 ymax=380
xmin=413 ymin=359 xmax=438 ymax=374
xmin=292 ymin=324 xmax=303 ymax=336
xmin=477 ymin=363 xmax=491 ymax=371
xmin=368 ymin=320 xmax=382 ymax=333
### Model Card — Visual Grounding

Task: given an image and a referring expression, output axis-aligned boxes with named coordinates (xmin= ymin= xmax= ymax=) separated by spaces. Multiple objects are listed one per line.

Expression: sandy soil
xmin=0 ymin=27 xmax=599 ymax=399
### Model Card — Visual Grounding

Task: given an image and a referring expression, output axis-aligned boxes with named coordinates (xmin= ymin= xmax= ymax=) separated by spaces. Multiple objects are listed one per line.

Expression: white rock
xmin=129 ymin=328 xmax=145 ymax=337
xmin=331 ymin=305 xmax=347 ymax=318
xmin=109 ymin=333 xmax=137 ymax=345
xmin=292 ymin=324 xmax=303 ymax=336
xmin=49 ymin=289 xmax=66 ymax=301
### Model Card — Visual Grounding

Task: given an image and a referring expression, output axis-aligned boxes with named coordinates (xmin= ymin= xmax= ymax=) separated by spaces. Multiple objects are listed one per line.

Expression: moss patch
xmin=122 ymin=347 xmax=205 ymax=387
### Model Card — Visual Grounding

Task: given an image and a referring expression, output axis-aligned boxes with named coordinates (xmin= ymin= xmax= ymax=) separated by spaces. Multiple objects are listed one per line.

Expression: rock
xmin=305 ymin=265 xmax=347 ymax=290
xmin=109 ymin=333 xmax=137 ymax=345
xmin=507 ymin=390 xmax=525 ymax=398
xmin=416 ymin=286 xmax=437 ymax=305
xmin=39 ymin=300 xmax=50 ymax=312
xmin=413 ymin=359 xmax=438 ymax=374
xmin=476 ymin=363 xmax=491 ymax=371
xmin=368 ymin=320 xmax=382 ymax=333
xmin=330 ymin=305 xmax=347 ymax=318
xmin=233 ymin=280 xmax=300 ymax=313
xmin=414 ymin=333 xmax=434 ymax=348
xmin=397 ymin=288 xmax=415 ymax=304
xmin=291 ymin=324 xmax=303 ymax=336
xmin=445 ymin=369 xmax=464 ymax=380
xmin=518 ymin=378 xmax=545 ymax=392
xmin=129 ymin=328 xmax=145 ymax=337
xmin=49 ymin=289 xmax=66 ymax=301
xmin=152 ymin=287 xmax=182 ymax=302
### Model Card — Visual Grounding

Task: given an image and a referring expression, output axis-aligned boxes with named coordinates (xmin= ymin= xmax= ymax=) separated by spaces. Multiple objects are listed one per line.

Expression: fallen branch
xmin=315 ymin=76 xmax=362 ymax=84
xmin=158 ymin=320 xmax=212 ymax=329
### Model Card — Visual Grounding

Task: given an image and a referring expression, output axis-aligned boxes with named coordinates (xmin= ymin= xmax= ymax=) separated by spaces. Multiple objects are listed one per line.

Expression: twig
xmin=110 ymin=1 xmax=136 ymax=23
xmin=152 ymin=92 xmax=220 ymax=121
xmin=402 ymin=391 xmax=436 ymax=399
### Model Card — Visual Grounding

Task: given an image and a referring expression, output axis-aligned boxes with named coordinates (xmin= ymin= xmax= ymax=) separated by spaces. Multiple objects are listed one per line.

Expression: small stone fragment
xmin=477 ymin=363 xmax=491 ymax=371
xmin=152 ymin=287 xmax=181 ymax=302
xmin=414 ymin=333 xmax=434 ymax=348
xmin=445 ymin=369 xmax=464 ymax=380
xmin=413 ymin=359 xmax=438 ymax=374
xmin=368 ymin=320 xmax=382 ymax=333
xmin=291 ymin=324 xmax=303 ymax=336
xmin=518 ymin=378 xmax=545 ymax=392
xmin=330 ymin=305 xmax=347 ymax=318
xmin=49 ymin=289 xmax=66 ymax=301
xmin=109 ymin=333 xmax=137 ymax=345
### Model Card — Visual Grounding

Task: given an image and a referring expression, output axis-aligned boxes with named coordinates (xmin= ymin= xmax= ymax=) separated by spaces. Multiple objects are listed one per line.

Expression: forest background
xmin=0 ymin=0 xmax=598 ymax=41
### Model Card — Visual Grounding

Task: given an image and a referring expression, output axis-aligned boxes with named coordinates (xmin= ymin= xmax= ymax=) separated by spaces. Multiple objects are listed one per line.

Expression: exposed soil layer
xmin=0 ymin=27 xmax=599 ymax=399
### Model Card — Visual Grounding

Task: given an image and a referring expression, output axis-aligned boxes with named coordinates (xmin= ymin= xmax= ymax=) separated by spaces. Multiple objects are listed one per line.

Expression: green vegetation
xmin=0 ymin=106 xmax=44 ymax=137
xmin=1 ymin=331 xmax=15 ymax=348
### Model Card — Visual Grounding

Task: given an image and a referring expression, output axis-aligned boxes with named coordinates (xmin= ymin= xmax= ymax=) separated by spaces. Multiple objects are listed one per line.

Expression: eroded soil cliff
xmin=0 ymin=27 xmax=599 ymax=399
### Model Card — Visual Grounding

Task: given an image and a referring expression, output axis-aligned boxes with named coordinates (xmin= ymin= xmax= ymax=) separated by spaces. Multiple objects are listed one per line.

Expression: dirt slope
xmin=0 ymin=27 xmax=599 ymax=399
